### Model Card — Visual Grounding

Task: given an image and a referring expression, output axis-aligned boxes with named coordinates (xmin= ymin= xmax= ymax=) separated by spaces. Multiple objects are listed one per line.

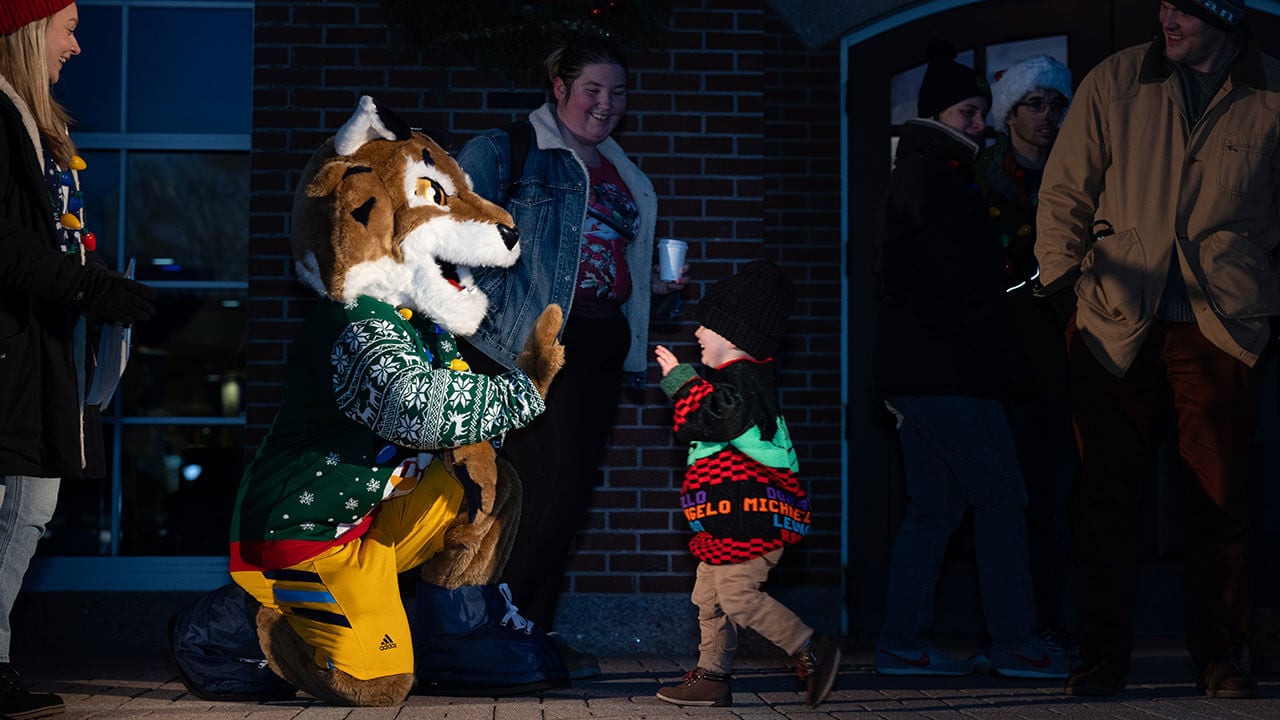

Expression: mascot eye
xmin=416 ymin=177 xmax=448 ymax=207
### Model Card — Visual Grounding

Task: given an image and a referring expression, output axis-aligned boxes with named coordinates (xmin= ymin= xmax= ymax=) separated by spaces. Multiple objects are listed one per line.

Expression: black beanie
xmin=917 ymin=39 xmax=991 ymax=118
xmin=1169 ymin=0 xmax=1245 ymax=31
xmin=695 ymin=259 xmax=795 ymax=359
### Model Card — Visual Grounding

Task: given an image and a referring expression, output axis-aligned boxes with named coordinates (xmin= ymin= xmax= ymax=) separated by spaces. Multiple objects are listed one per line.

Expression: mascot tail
xmin=412 ymin=582 xmax=570 ymax=695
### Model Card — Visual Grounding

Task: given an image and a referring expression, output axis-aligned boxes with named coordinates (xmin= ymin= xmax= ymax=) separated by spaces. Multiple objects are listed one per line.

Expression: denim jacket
xmin=456 ymin=103 xmax=657 ymax=386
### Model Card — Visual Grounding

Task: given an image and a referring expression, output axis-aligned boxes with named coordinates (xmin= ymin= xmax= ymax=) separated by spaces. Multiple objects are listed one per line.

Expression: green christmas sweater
xmin=229 ymin=296 xmax=545 ymax=571
xmin=660 ymin=357 xmax=808 ymax=565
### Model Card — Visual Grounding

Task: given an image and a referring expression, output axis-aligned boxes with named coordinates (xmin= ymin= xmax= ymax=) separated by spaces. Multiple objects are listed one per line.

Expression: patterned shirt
xmin=229 ymin=296 xmax=545 ymax=571
xmin=572 ymin=155 xmax=638 ymax=317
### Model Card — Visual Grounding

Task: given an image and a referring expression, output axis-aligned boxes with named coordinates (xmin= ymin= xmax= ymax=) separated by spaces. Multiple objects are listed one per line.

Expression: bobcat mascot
xmin=225 ymin=96 xmax=566 ymax=705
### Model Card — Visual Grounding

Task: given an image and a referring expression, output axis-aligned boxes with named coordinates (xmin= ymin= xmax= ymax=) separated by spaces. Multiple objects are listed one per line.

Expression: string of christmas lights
xmin=378 ymin=0 xmax=671 ymax=84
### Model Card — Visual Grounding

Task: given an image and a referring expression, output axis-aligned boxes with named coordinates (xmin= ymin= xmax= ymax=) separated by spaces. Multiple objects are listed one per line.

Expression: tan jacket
xmin=1036 ymin=35 xmax=1280 ymax=375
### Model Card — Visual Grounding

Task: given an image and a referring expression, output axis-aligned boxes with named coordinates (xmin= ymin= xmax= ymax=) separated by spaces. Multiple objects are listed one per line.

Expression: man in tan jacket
xmin=1036 ymin=0 xmax=1279 ymax=700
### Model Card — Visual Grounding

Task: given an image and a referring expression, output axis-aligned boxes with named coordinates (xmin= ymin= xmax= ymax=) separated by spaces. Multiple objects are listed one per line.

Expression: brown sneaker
xmin=656 ymin=667 xmax=732 ymax=707
xmin=1198 ymin=655 xmax=1258 ymax=699
xmin=795 ymin=634 xmax=842 ymax=708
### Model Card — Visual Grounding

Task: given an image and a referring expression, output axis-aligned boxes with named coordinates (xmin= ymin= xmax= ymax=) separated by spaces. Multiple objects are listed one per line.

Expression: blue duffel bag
xmin=165 ymin=583 xmax=297 ymax=701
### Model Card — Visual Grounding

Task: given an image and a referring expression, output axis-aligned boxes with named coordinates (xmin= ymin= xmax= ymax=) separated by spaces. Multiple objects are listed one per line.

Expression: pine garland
xmin=379 ymin=0 xmax=671 ymax=85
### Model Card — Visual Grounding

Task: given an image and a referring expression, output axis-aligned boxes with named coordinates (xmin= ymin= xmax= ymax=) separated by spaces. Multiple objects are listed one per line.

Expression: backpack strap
xmin=505 ymin=119 xmax=533 ymax=193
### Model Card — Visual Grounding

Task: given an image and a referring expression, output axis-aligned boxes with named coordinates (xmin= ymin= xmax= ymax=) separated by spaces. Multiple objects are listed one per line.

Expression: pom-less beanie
xmin=0 ymin=0 xmax=74 ymax=36
xmin=695 ymin=259 xmax=795 ymax=360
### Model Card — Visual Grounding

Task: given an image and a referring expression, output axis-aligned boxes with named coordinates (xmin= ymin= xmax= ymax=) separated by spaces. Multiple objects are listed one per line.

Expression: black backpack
xmin=505 ymin=119 xmax=533 ymax=194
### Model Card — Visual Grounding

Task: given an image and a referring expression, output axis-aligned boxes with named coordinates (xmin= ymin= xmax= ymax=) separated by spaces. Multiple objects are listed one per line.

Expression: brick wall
xmin=250 ymin=0 xmax=844 ymax=636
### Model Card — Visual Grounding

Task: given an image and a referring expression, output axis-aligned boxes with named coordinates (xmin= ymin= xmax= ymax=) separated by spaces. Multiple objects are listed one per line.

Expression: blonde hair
xmin=0 ymin=14 xmax=76 ymax=165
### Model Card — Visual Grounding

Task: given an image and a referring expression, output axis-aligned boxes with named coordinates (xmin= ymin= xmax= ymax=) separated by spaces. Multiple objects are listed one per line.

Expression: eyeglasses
xmin=1016 ymin=97 xmax=1068 ymax=115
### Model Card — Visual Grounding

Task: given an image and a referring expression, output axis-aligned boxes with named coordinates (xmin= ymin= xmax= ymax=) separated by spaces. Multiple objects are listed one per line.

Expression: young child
xmin=653 ymin=259 xmax=840 ymax=709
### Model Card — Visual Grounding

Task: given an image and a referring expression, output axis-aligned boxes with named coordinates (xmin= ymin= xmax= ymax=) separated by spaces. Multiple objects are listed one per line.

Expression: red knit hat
xmin=0 ymin=0 xmax=75 ymax=37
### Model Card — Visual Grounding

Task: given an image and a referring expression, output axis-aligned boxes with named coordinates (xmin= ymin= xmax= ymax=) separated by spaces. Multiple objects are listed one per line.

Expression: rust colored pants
xmin=1068 ymin=318 xmax=1260 ymax=669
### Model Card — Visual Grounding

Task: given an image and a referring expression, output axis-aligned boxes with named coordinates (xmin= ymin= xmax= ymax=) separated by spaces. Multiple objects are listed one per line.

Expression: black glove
xmin=1034 ymin=268 xmax=1081 ymax=332
xmin=72 ymin=268 xmax=157 ymax=325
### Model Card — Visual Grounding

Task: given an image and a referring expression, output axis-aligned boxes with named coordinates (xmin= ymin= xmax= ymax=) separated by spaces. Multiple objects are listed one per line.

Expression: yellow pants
xmin=232 ymin=460 xmax=462 ymax=680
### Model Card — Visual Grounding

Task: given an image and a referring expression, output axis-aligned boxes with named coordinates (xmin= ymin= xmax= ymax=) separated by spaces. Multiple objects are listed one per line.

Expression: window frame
xmin=27 ymin=0 xmax=252 ymax=591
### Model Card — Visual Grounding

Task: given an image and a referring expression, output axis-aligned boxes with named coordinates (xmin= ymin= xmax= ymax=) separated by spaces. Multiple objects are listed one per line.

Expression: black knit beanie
xmin=1169 ymin=0 xmax=1245 ymax=31
xmin=695 ymin=259 xmax=795 ymax=359
xmin=917 ymin=39 xmax=991 ymax=118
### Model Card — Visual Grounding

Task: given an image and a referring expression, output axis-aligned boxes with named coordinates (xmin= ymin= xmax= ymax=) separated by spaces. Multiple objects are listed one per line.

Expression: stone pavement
xmin=15 ymin=638 xmax=1280 ymax=719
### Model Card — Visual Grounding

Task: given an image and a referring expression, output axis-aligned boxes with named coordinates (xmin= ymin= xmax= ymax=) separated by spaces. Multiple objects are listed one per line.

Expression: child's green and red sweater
xmin=660 ymin=357 xmax=808 ymax=565
xmin=229 ymin=296 xmax=545 ymax=572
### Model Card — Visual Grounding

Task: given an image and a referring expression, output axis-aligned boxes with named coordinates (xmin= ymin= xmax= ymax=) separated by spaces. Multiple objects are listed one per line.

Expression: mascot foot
xmin=412 ymin=582 xmax=570 ymax=695
xmin=256 ymin=606 xmax=413 ymax=706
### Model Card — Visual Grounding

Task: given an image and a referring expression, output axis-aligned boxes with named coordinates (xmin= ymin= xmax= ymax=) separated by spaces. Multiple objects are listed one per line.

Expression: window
xmin=32 ymin=0 xmax=251 ymax=585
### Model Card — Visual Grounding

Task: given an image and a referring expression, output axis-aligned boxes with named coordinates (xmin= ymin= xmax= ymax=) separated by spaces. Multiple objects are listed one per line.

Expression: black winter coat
xmin=872 ymin=119 xmax=1021 ymax=400
xmin=975 ymin=133 xmax=1070 ymax=401
xmin=0 ymin=83 xmax=104 ymax=479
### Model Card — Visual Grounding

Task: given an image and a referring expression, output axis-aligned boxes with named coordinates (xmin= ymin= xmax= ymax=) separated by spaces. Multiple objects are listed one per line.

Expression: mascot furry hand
xmin=226 ymin=96 xmax=563 ymax=706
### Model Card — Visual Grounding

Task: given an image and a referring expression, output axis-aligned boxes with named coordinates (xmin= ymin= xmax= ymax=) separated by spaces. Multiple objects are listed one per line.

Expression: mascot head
xmin=291 ymin=95 xmax=519 ymax=335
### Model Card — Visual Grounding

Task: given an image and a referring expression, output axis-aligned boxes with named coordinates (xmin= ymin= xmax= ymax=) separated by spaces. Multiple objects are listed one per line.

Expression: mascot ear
xmin=334 ymin=95 xmax=412 ymax=156
xmin=306 ymin=159 xmax=361 ymax=199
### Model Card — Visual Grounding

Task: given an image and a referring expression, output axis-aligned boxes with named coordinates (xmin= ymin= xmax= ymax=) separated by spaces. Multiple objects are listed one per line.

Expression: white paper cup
xmin=657 ymin=238 xmax=687 ymax=282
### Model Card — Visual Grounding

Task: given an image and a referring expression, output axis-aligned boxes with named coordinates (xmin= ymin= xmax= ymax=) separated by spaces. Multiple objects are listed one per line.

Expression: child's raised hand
xmin=654 ymin=345 xmax=679 ymax=377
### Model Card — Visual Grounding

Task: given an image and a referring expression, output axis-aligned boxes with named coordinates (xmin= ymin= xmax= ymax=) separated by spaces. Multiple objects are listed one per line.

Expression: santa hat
xmin=0 ymin=0 xmax=74 ymax=36
xmin=1169 ymin=0 xmax=1246 ymax=32
xmin=990 ymin=55 xmax=1073 ymax=128
xmin=695 ymin=259 xmax=795 ymax=360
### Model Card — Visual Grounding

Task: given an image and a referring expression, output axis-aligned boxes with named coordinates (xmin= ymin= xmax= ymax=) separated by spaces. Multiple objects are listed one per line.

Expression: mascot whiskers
xmin=224 ymin=96 xmax=565 ymax=705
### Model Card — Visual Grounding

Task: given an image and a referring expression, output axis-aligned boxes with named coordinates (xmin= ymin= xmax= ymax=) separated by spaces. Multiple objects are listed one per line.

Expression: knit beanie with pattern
xmin=1169 ymin=0 xmax=1246 ymax=31
xmin=0 ymin=0 xmax=74 ymax=36
xmin=917 ymin=39 xmax=991 ymax=119
xmin=695 ymin=259 xmax=795 ymax=360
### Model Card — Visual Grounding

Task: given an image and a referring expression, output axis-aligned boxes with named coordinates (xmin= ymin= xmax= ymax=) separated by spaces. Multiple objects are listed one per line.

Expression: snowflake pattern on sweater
xmin=229 ymin=296 xmax=545 ymax=571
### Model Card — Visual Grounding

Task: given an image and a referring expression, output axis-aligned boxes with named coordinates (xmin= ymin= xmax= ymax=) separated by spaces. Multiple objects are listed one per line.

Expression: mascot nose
xmin=498 ymin=223 xmax=519 ymax=251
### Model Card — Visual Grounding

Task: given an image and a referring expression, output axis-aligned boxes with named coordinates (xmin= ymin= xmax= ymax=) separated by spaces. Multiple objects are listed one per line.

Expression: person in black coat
xmin=0 ymin=3 xmax=154 ymax=717
xmin=870 ymin=40 xmax=1067 ymax=681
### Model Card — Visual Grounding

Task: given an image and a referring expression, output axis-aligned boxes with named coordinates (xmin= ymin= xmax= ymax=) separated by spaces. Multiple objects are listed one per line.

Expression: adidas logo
xmin=379 ymin=634 xmax=397 ymax=651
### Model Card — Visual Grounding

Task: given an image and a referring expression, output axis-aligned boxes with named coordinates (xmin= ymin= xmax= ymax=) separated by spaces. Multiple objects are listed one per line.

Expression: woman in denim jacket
xmin=455 ymin=35 xmax=688 ymax=676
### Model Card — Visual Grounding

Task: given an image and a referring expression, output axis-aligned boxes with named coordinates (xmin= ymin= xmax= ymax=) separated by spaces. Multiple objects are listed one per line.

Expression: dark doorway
xmin=844 ymin=0 xmax=1280 ymax=639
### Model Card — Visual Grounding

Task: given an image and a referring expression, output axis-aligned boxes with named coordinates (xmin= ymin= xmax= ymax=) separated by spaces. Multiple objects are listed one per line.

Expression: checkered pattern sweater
xmin=660 ymin=357 xmax=808 ymax=565
xmin=230 ymin=296 xmax=545 ymax=571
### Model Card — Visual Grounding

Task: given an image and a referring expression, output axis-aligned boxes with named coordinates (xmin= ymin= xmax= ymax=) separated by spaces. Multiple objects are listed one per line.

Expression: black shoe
xmin=1065 ymin=655 xmax=1127 ymax=696
xmin=1198 ymin=655 xmax=1258 ymax=699
xmin=548 ymin=633 xmax=601 ymax=680
xmin=0 ymin=663 xmax=63 ymax=720
xmin=795 ymin=634 xmax=842 ymax=708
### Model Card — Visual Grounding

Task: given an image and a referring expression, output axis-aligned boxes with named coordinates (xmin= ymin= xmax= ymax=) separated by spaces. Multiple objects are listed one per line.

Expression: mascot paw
xmin=515 ymin=304 xmax=565 ymax=398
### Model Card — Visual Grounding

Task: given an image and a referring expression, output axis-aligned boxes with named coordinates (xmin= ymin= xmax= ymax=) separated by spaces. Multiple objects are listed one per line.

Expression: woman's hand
xmin=651 ymin=263 xmax=690 ymax=295
xmin=654 ymin=344 xmax=680 ymax=377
